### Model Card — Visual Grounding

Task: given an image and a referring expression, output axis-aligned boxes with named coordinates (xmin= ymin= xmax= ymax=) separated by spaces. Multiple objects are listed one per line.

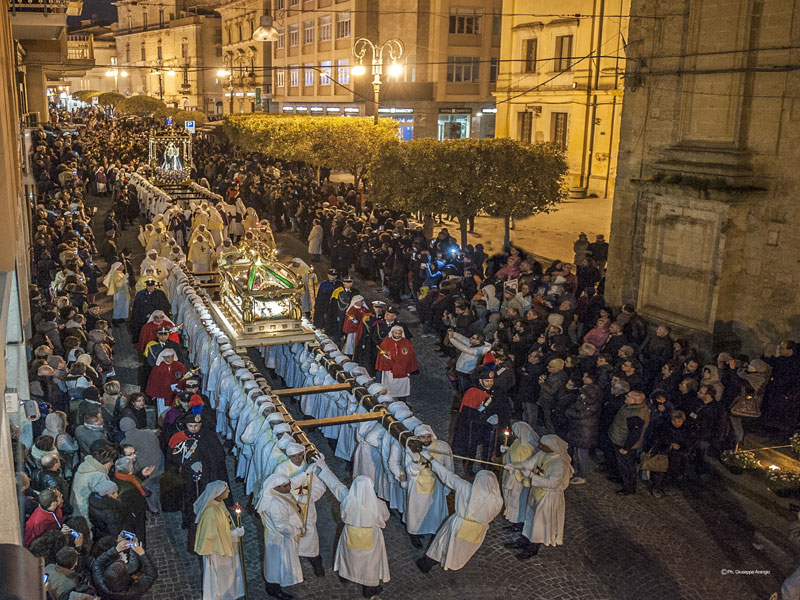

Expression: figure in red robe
xmin=137 ymin=310 xmax=180 ymax=352
xmin=145 ymin=348 xmax=187 ymax=416
xmin=375 ymin=325 xmax=419 ymax=400
xmin=342 ymin=295 xmax=372 ymax=356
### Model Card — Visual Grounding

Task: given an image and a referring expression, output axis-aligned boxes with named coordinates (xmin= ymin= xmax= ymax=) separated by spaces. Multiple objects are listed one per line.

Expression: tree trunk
xmin=423 ymin=214 xmax=435 ymax=239
xmin=457 ymin=215 xmax=469 ymax=249
xmin=504 ymin=215 xmax=511 ymax=248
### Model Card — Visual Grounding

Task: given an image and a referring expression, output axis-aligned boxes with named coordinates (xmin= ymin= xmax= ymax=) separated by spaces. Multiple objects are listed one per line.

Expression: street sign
xmin=185 ymin=120 xmax=195 ymax=134
xmin=255 ymin=87 xmax=262 ymax=107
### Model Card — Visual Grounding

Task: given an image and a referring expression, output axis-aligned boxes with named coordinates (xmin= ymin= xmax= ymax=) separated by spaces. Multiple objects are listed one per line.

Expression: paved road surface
xmin=95 ymin=202 xmax=784 ymax=600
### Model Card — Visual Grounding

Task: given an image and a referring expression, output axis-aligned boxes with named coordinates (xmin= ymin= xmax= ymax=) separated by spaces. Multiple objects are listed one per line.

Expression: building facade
xmin=62 ymin=23 xmax=119 ymax=95
xmin=113 ymin=0 xmax=225 ymax=113
xmin=493 ymin=0 xmax=628 ymax=198
xmin=217 ymin=0 xmax=274 ymax=114
xmin=9 ymin=0 xmax=86 ymax=123
xmin=606 ymin=0 xmax=800 ymax=355
xmin=1 ymin=3 xmax=42 ymax=546
xmin=270 ymin=0 xmax=501 ymax=139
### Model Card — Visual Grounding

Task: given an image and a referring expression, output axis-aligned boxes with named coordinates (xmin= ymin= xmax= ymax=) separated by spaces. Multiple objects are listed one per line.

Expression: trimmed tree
xmin=96 ymin=92 xmax=125 ymax=108
xmin=223 ymin=114 xmax=398 ymax=187
xmin=71 ymin=90 xmax=100 ymax=103
xmin=481 ymin=139 xmax=569 ymax=247
xmin=172 ymin=110 xmax=208 ymax=128
xmin=116 ymin=95 xmax=166 ymax=117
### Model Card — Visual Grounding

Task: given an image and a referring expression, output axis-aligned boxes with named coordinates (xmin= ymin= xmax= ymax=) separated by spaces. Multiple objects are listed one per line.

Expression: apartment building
xmin=217 ymin=0 xmax=275 ymax=114
xmin=270 ymin=0 xmax=501 ymax=139
xmin=113 ymin=0 xmax=225 ymax=113
xmin=493 ymin=0 xmax=628 ymax=198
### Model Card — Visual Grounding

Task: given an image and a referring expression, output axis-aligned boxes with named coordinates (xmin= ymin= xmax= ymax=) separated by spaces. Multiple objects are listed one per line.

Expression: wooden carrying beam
xmin=309 ymin=346 xmax=423 ymax=453
xmin=271 ymin=382 xmax=352 ymax=397
xmin=293 ymin=411 xmax=385 ymax=429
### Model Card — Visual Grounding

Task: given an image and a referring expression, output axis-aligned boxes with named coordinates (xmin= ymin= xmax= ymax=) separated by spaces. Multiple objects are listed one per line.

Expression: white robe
xmin=402 ymin=439 xmax=453 ymax=535
xmin=521 ymin=450 xmax=571 ymax=546
xmin=260 ymin=493 xmax=304 ymax=587
xmin=202 ymin=553 xmax=244 ymax=600
xmin=275 ymin=460 xmax=326 ymax=557
xmin=317 ymin=469 xmax=391 ymax=587
xmin=381 ymin=370 xmax=410 ymax=398
xmin=425 ymin=462 xmax=495 ymax=571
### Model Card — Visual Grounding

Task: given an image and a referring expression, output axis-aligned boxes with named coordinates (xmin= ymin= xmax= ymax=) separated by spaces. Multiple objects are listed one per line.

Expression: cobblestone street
xmin=115 ymin=230 xmax=788 ymax=600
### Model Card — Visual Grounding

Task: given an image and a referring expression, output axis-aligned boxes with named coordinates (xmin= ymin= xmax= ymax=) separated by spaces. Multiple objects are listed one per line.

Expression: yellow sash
xmin=415 ymin=464 xmax=436 ymax=495
xmin=508 ymin=441 xmax=534 ymax=487
xmin=456 ymin=518 xmax=485 ymax=544
xmin=345 ymin=525 xmax=373 ymax=550
xmin=529 ymin=453 xmax=558 ymax=503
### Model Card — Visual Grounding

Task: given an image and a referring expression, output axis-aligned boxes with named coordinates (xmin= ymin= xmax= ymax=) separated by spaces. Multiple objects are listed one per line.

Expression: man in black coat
xmin=129 ymin=279 xmax=170 ymax=344
xmin=313 ymin=269 xmax=339 ymax=330
xmin=326 ymin=277 xmax=358 ymax=345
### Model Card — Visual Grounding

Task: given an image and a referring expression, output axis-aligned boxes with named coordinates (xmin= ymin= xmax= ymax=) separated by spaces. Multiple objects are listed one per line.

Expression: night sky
xmin=69 ymin=0 xmax=117 ymax=27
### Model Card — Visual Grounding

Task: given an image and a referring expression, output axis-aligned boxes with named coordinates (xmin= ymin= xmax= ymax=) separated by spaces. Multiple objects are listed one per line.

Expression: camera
xmin=24 ymin=400 xmax=40 ymax=421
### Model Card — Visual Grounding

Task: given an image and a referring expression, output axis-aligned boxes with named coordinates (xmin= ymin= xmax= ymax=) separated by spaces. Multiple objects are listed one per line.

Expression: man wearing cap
xmin=376 ymin=326 xmax=419 ymax=402
xmin=274 ymin=443 xmax=327 ymax=577
xmin=141 ymin=324 xmax=183 ymax=387
xmin=130 ymin=277 xmax=171 ymax=344
xmin=137 ymin=310 xmax=179 ymax=353
xmin=327 ymin=277 xmax=359 ymax=345
xmin=167 ymin=414 xmax=228 ymax=535
xmin=313 ymin=269 xmax=339 ymax=330
xmin=356 ymin=300 xmax=386 ymax=370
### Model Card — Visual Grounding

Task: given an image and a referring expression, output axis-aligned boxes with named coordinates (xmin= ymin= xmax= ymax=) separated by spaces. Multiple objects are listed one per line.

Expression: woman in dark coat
xmin=88 ymin=482 xmax=124 ymax=541
xmin=564 ymin=384 xmax=602 ymax=484
xmin=643 ymin=410 xmax=691 ymax=498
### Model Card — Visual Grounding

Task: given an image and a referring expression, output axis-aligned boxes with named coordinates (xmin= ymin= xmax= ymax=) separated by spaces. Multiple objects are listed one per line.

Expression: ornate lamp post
xmin=351 ymin=37 xmax=404 ymax=125
xmin=217 ymin=68 xmax=233 ymax=114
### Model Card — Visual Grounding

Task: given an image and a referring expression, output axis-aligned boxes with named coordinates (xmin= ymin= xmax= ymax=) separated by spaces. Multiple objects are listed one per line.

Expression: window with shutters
xmin=336 ymin=12 xmax=350 ymax=38
xmin=524 ymin=38 xmax=537 ymax=73
xmin=290 ymin=66 xmax=299 ymax=86
xmin=554 ymin=35 xmax=573 ymax=71
xmin=320 ymin=60 xmax=332 ymax=84
xmin=520 ymin=112 xmax=533 ymax=143
xmin=337 ymin=58 xmax=350 ymax=84
xmin=304 ymin=63 xmax=314 ymax=86
xmin=449 ymin=7 xmax=481 ymax=34
xmin=276 ymin=69 xmax=285 ymax=87
xmin=551 ymin=112 xmax=568 ymax=148
xmin=319 ymin=16 xmax=331 ymax=41
xmin=490 ymin=57 xmax=499 ymax=83
xmin=276 ymin=28 xmax=285 ymax=49
xmin=303 ymin=20 xmax=314 ymax=45
xmin=446 ymin=56 xmax=480 ymax=82
xmin=289 ymin=24 xmax=299 ymax=46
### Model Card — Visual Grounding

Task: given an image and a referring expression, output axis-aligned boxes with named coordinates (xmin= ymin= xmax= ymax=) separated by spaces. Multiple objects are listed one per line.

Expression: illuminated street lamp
xmin=217 ymin=68 xmax=234 ymax=114
xmin=351 ymin=37 xmax=404 ymax=125
xmin=105 ymin=68 xmax=127 ymax=92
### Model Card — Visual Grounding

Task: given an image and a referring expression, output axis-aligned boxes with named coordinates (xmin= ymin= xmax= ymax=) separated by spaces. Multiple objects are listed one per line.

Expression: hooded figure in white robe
xmin=402 ymin=424 xmax=453 ymax=538
xmin=512 ymin=434 xmax=572 ymax=555
xmin=193 ymin=481 xmax=244 ymax=600
xmin=315 ymin=460 xmax=391 ymax=591
xmin=420 ymin=464 xmax=503 ymax=572
xmin=274 ymin=443 xmax=327 ymax=574
xmin=256 ymin=474 xmax=304 ymax=591
xmin=502 ymin=421 xmax=540 ymax=524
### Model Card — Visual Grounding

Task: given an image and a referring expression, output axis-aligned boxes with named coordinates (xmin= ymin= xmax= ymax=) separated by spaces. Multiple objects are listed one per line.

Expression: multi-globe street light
xmin=351 ymin=37 xmax=404 ymax=124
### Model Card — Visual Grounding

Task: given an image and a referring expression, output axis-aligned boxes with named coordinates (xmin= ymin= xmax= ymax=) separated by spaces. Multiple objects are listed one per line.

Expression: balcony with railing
xmin=67 ymin=34 xmax=94 ymax=60
xmin=9 ymin=0 xmax=82 ymax=40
